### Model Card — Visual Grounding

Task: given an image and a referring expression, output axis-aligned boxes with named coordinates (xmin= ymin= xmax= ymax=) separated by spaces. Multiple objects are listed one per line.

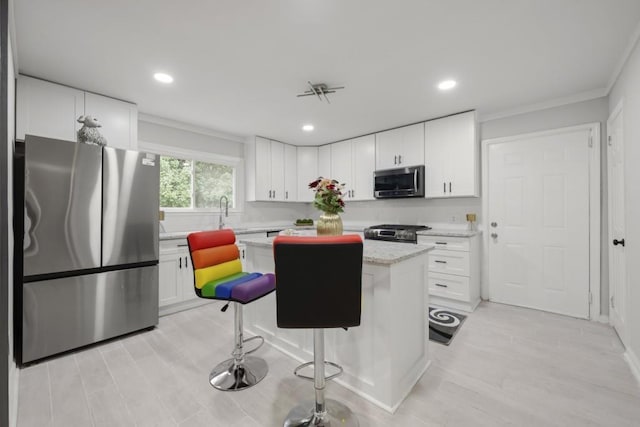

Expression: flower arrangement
xmin=309 ymin=177 xmax=346 ymax=214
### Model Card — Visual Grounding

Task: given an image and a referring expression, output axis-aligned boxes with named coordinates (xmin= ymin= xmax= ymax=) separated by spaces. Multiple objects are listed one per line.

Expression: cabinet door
xmin=84 ymin=92 xmax=138 ymax=150
xmin=318 ymin=145 xmax=331 ymax=178
xmin=446 ymin=111 xmax=478 ymax=197
xmin=254 ymin=137 xmax=272 ymax=201
xmin=283 ymin=144 xmax=297 ymax=201
xmin=375 ymin=127 xmax=401 ymax=170
xmin=16 ymin=75 xmax=84 ymax=141
xmin=297 ymin=146 xmax=318 ymax=202
xmin=399 ymin=123 xmax=425 ymax=167
xmin=424 ymin=117 xmax=450 ymax=197
xmin=180 ymin=249 xmax=197 ymax=302
xmin=330 ymin=140 xmax=353 ymax=199
xmin=270 ymin=141 xmax=285 ymax=201
xmin=159 ymin=248 xmax=182 ymax=307
xmin=351 ymin=135 xmax=375 ymax=201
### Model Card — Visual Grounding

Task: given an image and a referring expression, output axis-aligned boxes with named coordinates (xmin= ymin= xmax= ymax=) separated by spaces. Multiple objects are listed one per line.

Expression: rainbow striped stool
xmin=187 ymin=229 xmax=275 ymax=391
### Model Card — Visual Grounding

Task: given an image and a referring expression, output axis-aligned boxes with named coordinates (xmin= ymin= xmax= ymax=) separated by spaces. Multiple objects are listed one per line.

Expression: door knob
xmin=491 ymin=233 xmax=498 ymax=238
xmin=613 ymin=238 xmax=625 ymax=247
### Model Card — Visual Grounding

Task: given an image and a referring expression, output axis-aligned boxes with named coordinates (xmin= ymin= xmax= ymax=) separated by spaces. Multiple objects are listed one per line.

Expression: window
xmin=160 ymin=155 xmax=235 ymax=209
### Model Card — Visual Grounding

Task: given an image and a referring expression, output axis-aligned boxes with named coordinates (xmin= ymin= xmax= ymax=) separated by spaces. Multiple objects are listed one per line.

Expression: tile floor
xmin=17 ymin=301 xmax=640 ymax=426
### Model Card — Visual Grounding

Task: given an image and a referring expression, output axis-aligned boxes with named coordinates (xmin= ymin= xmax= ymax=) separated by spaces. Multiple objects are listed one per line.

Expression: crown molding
xmin=478 ymin=88 xmax=607 ymax=123
xmin=138 ymin=113 xmax=247 ymax=143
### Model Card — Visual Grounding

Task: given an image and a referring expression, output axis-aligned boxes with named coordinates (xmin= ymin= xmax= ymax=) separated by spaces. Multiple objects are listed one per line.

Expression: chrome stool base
xmin=283 ymin=399 xmax=359 ymax=427
xmin=209 ymin=355 xmax=268 ymax=391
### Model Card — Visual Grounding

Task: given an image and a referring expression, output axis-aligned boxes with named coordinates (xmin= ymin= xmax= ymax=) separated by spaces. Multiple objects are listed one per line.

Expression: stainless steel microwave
xmin=373 ymin=165 xmax=425 ymax=198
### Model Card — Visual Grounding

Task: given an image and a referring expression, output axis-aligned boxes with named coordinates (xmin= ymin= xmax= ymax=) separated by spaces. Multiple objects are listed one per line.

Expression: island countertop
xmin=239 ymin=235 xmax=433 ymax=266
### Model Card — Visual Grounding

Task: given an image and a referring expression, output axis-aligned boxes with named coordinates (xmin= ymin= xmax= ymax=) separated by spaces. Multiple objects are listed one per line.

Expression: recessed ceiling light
xmin=154 ymin=72 xmax=174 ymax=84
xmin=302 ymin=124 xmax=314 ymax=132
xmin=437 ymin=80 xmax=457 ymax=90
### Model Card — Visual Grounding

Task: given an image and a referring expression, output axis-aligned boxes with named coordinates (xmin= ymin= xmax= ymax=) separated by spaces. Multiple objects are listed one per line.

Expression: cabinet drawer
xmin=419 ymin=235 xmax=469 ymax=251
xmin=429 ymin=250 xmax=469 ymax=276
xmin=428 ymin=272 xmax=470 ymax=301
xmin=160 ymin=238 xmax=189 ymax=251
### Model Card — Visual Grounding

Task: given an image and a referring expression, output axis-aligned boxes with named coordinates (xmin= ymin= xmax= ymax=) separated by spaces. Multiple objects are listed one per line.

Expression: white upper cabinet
xmin=424 ymin=111 xmax=479 ymax=198
xmin=245 ymin=137 xmax=294 ymax=201
xmin=84 ymin=93 xmax=138 ymax=150
xmin=16 ymin=75 xmax=138 ymax=149
xmin=296 ymin=146 xmax=318 ymax=202
xmin=17 ymin=75 xmax=84 ymax=142
xmin=283 ymin=144 xmax=297 ymax=202
xmin=351 ymin=135 xmax=376 ymax=200
xmin=330 ymin=140 xmax=352 ymax=198
xmin=375 ymin=123 xmax=424 ymax=170
xmin=329 ymin=134 xmax=375 ymax=201
xmin=318 ymin=144 xmax=331 ymax=178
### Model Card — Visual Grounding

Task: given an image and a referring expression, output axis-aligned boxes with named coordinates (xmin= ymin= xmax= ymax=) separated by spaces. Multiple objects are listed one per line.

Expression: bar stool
xmin=187 ymin=229 xmax=276 ymax=391
xmin=273 ymin=235 xmax=363 ymax=427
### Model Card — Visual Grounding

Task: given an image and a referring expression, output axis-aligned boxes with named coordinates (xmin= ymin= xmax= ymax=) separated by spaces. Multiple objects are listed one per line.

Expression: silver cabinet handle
xmin=435 ymin=241 xmax=447 ymax=245
xmin=449 ymin=182 xmax=452 ymax=193
xmin=394 ymin=155 xmax=397 ymax=164
xmin=491 ymin=222 xmax=498 ymax=227
xmin=285 ymin=191 xmax=288 ymax=199
xmin=179 ymin=257 xmax=182 ymax=269
xmin=273 ymin=190 xmax=276 ymax=198
xmin=443 ymin=182 xmax=446 ymax=193
xmin=398 ymin=155 xmax=402 ymax=164
xmin=435 ymin=283 xmax=448 ymax=288
xmin=435 ymin=260 xmax=447 ymax=264
xmin=491 ymin=233 xmax=498 ymax=238
xmin=185 ymin=256 xmax=188 ymax=268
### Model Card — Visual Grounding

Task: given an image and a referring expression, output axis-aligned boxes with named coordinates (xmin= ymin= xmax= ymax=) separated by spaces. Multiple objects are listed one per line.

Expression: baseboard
xmin=624 ymin=348 xmax=640 ymax=386
xmin=10 ymin=362 xmax=19 ymax=427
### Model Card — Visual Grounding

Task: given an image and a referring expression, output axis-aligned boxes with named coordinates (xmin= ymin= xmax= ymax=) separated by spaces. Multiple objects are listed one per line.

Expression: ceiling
xmin=13 ymin=0 xmax=640 ymax=145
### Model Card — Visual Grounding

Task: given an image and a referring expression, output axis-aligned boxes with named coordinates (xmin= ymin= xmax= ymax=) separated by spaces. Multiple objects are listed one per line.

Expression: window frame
xmin=139 ymin=140 xmax=244 ymax=213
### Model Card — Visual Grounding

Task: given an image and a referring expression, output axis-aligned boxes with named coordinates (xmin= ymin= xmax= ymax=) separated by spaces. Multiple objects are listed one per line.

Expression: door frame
xmin=481 ymin=123 xmax=601 ymax=320
xmin=606 ymin=99 xmax=626 ymax=337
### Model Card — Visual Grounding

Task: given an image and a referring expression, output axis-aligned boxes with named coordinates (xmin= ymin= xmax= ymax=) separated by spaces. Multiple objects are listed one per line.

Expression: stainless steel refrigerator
xmin=14 ymin=135 xmax=159 ymax=364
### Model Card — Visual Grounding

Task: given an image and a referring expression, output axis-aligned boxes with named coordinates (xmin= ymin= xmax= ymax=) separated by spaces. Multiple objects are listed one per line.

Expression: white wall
xmin=609 ymin=36 xmax=640 ymax=376
xmin=138 ymin=120 xmax=309 ymax=232
xmin=6 ymin=34 xmax=17 ymax=427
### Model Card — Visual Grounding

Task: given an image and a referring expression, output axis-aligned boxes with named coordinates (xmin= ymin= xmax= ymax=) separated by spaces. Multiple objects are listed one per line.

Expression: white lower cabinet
xmin=159 ymin=239 xmax=205 ymax=315
xmin=419 ymin=234 xmax=480 ymax=312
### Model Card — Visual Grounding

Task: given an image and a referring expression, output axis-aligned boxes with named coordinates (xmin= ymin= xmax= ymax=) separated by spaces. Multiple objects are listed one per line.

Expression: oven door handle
xmin=414 ymin=168 xmax=419 ymax=191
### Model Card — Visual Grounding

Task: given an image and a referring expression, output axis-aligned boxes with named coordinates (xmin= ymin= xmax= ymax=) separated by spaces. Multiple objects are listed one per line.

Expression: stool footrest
xmin=293 ymin=360 xmax=343 ymax=382
xmin=242 ymin=335 xmax=264 ymax=355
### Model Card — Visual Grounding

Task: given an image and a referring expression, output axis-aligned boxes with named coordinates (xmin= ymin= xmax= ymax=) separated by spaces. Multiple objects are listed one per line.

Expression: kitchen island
xmin=239 ymin=234 xmax=433 ymax=413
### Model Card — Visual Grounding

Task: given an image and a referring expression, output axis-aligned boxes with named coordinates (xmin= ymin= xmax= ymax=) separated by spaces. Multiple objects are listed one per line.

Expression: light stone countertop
xmin=417 ymin=228 xmax=482 ymax=237
xmin=160 ymin=226 xmax=315 ymax=241
xmin=239 ymin=234 xmax=433 ymax=266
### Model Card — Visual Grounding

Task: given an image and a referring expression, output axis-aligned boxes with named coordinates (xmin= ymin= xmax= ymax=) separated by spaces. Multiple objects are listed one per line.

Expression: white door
xmin=254 ymin=137 xmax=271 ymax=200
xmin=487 ymin=128 xmax=591 ymax=318
xmin=296 ymin=147 xmax=318 ymax=202
xmin=607 ymin=103 xmax=627 ymax=342
xmin=283 ymin=144 xmax=297 ymax=201
xmin=84 ymin=92 xmax=137 ymax=150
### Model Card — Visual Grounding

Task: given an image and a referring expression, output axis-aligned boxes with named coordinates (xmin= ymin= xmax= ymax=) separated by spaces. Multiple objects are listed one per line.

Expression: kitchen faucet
xmin=219 ymin=195 xmax=229 ymax=229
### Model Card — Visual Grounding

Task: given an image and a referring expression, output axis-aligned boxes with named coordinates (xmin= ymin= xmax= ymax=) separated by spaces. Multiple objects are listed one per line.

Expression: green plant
xmin=308 ymin=177 xmax=346 ymax=214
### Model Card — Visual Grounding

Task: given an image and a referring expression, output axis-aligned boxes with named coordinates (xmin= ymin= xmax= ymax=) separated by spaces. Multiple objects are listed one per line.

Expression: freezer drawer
xmin=21 ymin=265 xmax=158 ymax=363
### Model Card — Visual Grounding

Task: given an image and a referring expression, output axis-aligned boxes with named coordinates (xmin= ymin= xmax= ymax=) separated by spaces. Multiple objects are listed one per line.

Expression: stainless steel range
xmin=364 ymin=224 xmax=431 ymax=244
